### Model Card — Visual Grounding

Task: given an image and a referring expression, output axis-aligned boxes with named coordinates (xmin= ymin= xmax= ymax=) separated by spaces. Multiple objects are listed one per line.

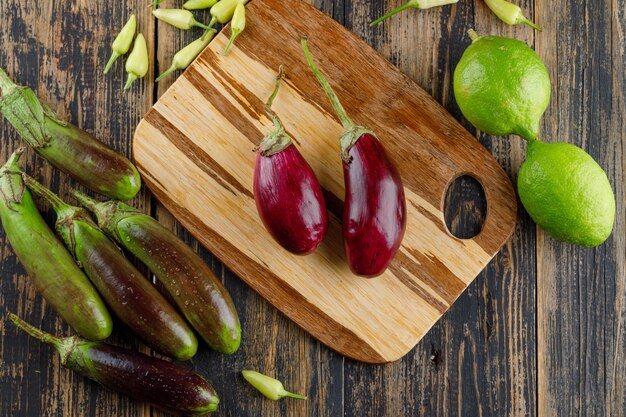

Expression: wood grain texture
xmin=0 ymin=1 xmax=154 ymax=417
xmin=0 ymin=0 xmax=624 ymax=416
xmin=133 ymin=0 xmax=517 ymax=364
xmin=535 ymin=0 xmax=626 ymax=416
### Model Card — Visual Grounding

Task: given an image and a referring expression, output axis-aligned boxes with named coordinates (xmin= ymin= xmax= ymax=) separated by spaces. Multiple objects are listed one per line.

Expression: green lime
xmin=518 ymin=140 xmax=615 ymax=247
xmin=453 ymin=30 xmax=551 ymax=140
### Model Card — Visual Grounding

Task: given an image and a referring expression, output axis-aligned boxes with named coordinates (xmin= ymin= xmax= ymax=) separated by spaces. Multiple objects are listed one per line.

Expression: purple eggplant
xmin=9 ymin=314 xmax=219 ymax=415
xmin=254 ymin=67 xmax=328 ymax=255
xmin=301 ymin=39 xmax=407 ymax=277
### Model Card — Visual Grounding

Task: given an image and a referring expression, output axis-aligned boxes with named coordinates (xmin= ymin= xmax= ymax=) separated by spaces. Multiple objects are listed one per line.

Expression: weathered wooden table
xmin=0 ymin=1 xmax=624 ymax=416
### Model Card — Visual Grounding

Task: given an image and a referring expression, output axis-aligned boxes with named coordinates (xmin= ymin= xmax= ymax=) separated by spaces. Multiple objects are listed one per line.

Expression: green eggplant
xmin=24 ymin=175 xmax=199 ymax=360
xmin=9 ymin=314 xmax=219 ymax=415
xmin=0 ymin=149 xmax=111 ymax=340
xmin=75 ymin=193 xmax=242 ymax=354
xmin=0 ymin=68 xmax=141 ymax=200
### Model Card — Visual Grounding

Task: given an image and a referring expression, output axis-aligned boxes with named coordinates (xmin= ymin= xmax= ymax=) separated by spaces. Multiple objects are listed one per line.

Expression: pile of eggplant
xmin=0 ymin=68 xmax=239 ymax=415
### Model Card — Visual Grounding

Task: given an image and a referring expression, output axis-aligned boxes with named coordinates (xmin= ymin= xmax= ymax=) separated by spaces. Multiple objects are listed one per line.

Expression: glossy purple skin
xmin=343 ymin=133 xmax=407 ymax=277
xmin=254 ymin=144 xmax=328 ymax=255
xmin=68 ymin=342 xmax=219 ymax=415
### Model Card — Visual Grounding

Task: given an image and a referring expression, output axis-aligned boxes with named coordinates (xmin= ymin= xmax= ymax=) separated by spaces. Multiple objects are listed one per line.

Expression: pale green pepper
xmin=183 ymin=0 xmax=218 ymax=10
xmin=242 ymin=371 xmax=307 ymax=401
xmin=156 ymin=29 xmax=216 ymax=81
xmin=484 ymin=0 xmax=541 ymax=30
xmin=124 ymin=34 xmax=149 ymax=90
xmin=370 ymin=0 xmax=458 ymax=26
xmin=104 ymin=15 xmax=136 ymax=74
xmin=208 ymin=0 xmax=248 ymax=28
xmin=223 ymin=3 xmax=245 ymax=56
xmin=152 ymin=9 xmax=212 ymax=30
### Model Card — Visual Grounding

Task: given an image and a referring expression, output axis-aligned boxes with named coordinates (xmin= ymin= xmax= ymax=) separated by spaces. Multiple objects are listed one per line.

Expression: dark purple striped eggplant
xmin=23 ymin=175 xmax=198 ymax=361
xmin=254 ymin=67 xmax=328 ymax=255
xmin=0 ymin=67 xmax=141 ymax=200
xmin=74 ymin=193 xmax=241 ymax=355
xmin=300 ymin=39 xmax=407 ymax=277
xmin=9 ymin=314 xmax=219 ymax=416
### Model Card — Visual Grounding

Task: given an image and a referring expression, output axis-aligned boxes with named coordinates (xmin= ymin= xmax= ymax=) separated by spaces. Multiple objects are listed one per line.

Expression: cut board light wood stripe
xmin=133 ymin=0 xmax=517 ymax=363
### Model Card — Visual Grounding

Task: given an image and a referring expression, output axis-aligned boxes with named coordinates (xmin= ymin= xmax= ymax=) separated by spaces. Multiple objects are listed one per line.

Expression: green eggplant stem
xmin=257 ymin=67 xmax=292 ymax=156
xmin=8 ymin=313 xmax=62 ymax=348
xmin=3 ymin=146 xmax=24 ymax=170
xmin=22 ymin=174 xmax=69 ymax=212
xmin=370 ymin=2 xmax=414 ymax=26
xmin=300 ymin=38 xmax=355 ymax=131
xmin=73 ymin=191 xmax=99 ymax=211
xmin=265 ymin=66 xmax=284 ymax=111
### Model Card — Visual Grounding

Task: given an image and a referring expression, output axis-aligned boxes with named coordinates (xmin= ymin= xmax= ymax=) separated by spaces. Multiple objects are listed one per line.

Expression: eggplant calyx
xmin=73 ymin=192 xmax=143 ymax=241
xmin=257 ymin=107 xmax=292 ymax=157
xmin=258 ymin=66 xmax=293 ymax=157
xmin=340 ymin=125 xmax=374 ymax=162
xmin=0 ymin=148 xmax=26 ymax=211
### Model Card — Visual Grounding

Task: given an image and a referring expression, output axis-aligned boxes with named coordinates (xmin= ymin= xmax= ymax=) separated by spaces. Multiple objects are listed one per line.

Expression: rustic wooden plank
xmin=535 ymin=0 xmax=626 ymax=415
xmin=149 ymin=2 xmax=345 ymax=417
xmin=133 ymin=0 xmax=517 ymax=364
xmin=344 ymin=0 xmax=537 ymax=415
xmin=0 ymin=1 xmax=154 ymax=416
xmin=2 ymin=0 xmax=623 ymax=416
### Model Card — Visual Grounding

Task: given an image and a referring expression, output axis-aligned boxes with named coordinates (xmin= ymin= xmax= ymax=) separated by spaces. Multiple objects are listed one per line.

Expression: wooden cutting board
xmin=133 ymin=0 xmax=517 ymax=364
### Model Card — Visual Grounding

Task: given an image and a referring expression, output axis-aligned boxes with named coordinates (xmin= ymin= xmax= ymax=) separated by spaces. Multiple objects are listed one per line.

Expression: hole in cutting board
xmin=443 ymin=175 xmax=487 ymax=239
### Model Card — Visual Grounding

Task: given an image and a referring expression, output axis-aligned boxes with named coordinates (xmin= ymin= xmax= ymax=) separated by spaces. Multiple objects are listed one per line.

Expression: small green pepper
xmin=208 ymin=0 xmax=248 ymax=28
xmin=183 ymin=0 xmax=218 ymax=10
xmin=152 ymin=8 xmax=212 ymax=30
xmin=242 ymin=371 xmax=307 ymax=401
xmin=370 ymin=0 xmax=458 ymax=26
xmin=124 ymin=34 xmax=149 ymax=90
xmin=150 ymin=0 xmax=165 ymax=7
xmin=104 ymin=15 xmax=136 ymax=74
xmin=156 ymin=29 xmax=217 ymax=81
xmin=484 ymin=0 xmax=541 ymax=30
xmin=223 ymin=3 xmax=245 ymax=56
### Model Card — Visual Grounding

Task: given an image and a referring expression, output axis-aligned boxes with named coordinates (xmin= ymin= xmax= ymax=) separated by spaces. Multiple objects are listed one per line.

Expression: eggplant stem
xmin=266 ymin=66 xmax=284 ymax=109
xmin=3 ymin=147 xmax=25 ymax=169
xmin=0 ymin=66 xmax=18 ymax=97
xmin=22 ymin=174 xmax=70 ymax=212
xmin=73 ymin=191 xmax=99 ymax=211
xmin=370 ymin=2 xmax=414 ymax=26
xmin=264 ymin=67 xmax=286 ymax=133
xmin=8 ymin=313 xmax=63 ymax=348
xmin=257 ymin=67 xmax=292 ymax=156
xmin=300 ymin=38 xmax=355 ymax=131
